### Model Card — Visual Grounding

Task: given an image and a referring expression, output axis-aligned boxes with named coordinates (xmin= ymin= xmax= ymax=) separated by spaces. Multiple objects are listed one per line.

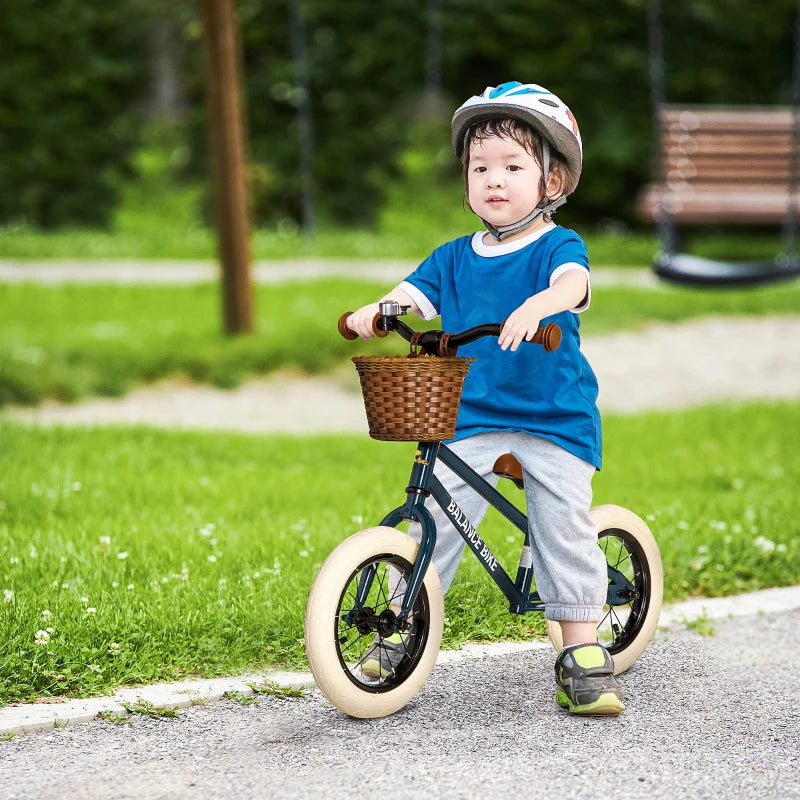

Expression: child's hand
xmin=499 ymin=297 xmax=543 ymax=352
xmin=347 ymin=303 xmax=382 ymax=339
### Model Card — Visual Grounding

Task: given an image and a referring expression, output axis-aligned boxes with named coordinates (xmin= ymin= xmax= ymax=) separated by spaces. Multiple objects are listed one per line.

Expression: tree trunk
xmin=202 ymin=0 xmax=254 ymax=334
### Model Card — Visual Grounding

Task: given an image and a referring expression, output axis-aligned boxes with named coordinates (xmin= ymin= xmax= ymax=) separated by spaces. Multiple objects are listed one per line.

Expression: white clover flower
xmin=111 ymin=581 xmax=119 ymax=588
xmin=207 ymin=555 xmax=217 ymax=563
xmin=127 ymin=584 xmax=135 ymax=590
xmin=88 ymin=664 xmax=101 ymax=673
xmin=299 ymin=550 xmax=309 ymax=558
xmin=41 ymin=609 xmax=53 ymax=619
xmin=117 ymin=551 xmax=129 ymax=560
xmin=34 ymin=630 xmax=50 ymax=646
xmin=85 ymin=607 xmax=97 ymax=614
xmin=99 ymin=536 xmax=111 ymax=547
xmin=45 ymin=627 xmax=54 ymax=634
xmin=108 ymin=642 xmax=121 ymax=655
xmin=3 ymin=589 xmax=14 ymax=603
xmin=753 ymin=536 xmax=776 ymax=553
xmin=80 ymin=596 xmax=89 ymax=604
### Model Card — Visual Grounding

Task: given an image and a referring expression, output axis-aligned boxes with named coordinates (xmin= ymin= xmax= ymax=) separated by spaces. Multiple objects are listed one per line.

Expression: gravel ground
xmin=2 ymin=610 xmax=798 ymax=800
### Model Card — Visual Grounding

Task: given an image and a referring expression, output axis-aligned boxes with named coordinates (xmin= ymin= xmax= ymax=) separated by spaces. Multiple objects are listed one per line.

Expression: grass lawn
xmin=1 ymin=401 xmax=798 ymax=704
xmin=0 ymin=222 xmax=791 ymax=267
xmin=1 ymin=279 xmax=799 ymax=406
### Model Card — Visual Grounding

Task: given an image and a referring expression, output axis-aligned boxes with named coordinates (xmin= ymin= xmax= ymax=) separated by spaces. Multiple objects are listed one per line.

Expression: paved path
xmin=2 ymin=605 xmax=798 ymax=799
xmin=0 ymin=259 xmax=663 ymax=288
xmin=6 ymin=315 xmax=800 ymax=433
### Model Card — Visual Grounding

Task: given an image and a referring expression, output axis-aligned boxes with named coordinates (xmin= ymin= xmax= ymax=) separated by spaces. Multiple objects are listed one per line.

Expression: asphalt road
xmin=2 ymin=609 xmax=798 ymax=800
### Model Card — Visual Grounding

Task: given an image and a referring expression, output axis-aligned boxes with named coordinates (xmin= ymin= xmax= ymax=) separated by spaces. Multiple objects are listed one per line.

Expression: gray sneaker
xmin=358 ymin=631 xmax=413 ymax=678
xmin=554 ymin=642 xmax=625 ymax=716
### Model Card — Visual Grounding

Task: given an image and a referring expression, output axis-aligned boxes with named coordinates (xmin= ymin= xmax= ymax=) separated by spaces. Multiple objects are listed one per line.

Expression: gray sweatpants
xmin=408 ymin=431 xmax=606 ymax=622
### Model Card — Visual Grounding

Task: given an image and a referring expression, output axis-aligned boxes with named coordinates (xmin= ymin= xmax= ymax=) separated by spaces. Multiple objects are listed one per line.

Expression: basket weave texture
xmin=352 ymin=354 xmax=474 ymax=441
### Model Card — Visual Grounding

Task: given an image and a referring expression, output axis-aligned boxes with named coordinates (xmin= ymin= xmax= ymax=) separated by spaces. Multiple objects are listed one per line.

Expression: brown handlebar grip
xmin=371 ymin=313 xmax=389 ymax=338
xmin=338 ymin=312 xmax=358 ymax=340
xmin=531 ymin=322 xmax=562 ymax=352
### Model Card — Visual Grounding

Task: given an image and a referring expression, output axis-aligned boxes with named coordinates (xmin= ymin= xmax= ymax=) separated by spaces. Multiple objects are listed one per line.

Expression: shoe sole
xmin=556 ymin=689 xmax=625 ymax=716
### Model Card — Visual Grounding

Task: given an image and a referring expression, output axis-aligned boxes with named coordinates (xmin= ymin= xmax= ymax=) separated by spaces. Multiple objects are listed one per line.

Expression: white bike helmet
xmin=452 ymin=81 xmax=583 ymax=239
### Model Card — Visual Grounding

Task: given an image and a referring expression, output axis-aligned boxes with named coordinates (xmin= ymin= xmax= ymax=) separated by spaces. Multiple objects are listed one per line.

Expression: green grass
xmin=1 ymin=279 xmax=798 ymax=407
xmin=0 ymin=220 xmax=791 ymax=267
xmin=1 ymin=401 xmax=798 ymax=703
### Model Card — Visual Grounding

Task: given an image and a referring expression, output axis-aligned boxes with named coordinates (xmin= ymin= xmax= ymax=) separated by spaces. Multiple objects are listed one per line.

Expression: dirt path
xmin=4 ymin=315 xmax=799 ymax=433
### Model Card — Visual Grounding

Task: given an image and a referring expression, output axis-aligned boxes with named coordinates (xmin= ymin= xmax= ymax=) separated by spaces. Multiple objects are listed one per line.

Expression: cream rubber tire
xmin=305 ymin=526 xmax=444 ymax=718
xmin=545 ymin=504 xmax=663 ymax=674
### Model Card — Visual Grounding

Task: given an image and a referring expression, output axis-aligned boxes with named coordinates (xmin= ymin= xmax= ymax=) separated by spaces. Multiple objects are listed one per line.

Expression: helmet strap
xmin=480 ymin=195 xmax=567 ymax=241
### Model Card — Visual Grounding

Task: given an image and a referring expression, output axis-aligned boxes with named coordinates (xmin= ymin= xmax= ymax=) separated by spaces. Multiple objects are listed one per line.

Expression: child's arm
xmin=498 ymin=270 xmax=588 ymax=352
xmin=347 ymin=286 xmax=422 ymax=340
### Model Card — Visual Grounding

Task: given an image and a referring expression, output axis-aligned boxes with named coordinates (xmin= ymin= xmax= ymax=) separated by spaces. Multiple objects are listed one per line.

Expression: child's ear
xmin=545 ymin=167 xmax=565 ymax=200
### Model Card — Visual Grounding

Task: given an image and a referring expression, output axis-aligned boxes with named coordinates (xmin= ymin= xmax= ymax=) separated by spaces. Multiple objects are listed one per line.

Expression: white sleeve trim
xmin=549 ymin=263 xmax=591 ymax=313
xmin=399 ymin=281 xmax=439 ymax=321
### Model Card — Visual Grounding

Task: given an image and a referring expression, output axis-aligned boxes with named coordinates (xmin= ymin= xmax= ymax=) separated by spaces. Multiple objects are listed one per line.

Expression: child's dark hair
xmin=460 ymin=118 xmax=574 ymax=217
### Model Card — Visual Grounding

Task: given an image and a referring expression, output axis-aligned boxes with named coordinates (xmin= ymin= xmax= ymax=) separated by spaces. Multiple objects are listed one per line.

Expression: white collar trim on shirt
xmin=471 ymin=223 xmax=556 ymax=257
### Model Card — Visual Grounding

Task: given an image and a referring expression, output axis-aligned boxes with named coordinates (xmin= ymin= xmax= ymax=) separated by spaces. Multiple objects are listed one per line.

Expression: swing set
xmin=639 ymin=0 xmax=800 ymax=286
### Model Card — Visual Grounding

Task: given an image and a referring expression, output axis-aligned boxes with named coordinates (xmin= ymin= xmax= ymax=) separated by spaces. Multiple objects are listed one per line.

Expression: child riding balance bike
xmin=304 ymin=82 xmax=663 ymax=719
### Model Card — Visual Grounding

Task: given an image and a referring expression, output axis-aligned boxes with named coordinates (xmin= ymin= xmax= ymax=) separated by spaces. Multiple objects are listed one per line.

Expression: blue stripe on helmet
xmin=506 ymin=87 xmax=549 ymax=97
xmin=488 ymin=81 xmax=522 ymax=98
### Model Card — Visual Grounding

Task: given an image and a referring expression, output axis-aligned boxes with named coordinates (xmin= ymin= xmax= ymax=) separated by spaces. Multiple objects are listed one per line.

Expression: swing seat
xmin=639 ymin=106 xmax=800 ymax=287
xmin=654 ymin=252 xmax=800 ymax=286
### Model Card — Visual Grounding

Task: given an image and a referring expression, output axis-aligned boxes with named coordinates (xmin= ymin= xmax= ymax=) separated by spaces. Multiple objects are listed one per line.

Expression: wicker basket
xmin=352 ymin=354 xmax=475 ymax=442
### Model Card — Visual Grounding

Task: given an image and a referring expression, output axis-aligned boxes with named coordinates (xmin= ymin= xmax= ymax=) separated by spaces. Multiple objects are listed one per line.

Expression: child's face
xmin=466 ymin=134 xmax=547 ymax=238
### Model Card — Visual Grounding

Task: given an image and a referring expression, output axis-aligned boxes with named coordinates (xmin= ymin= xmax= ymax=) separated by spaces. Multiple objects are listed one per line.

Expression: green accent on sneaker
xmin=359 ymin=632 xmax=411 ymax=679
xmin=572 ymin=645 xmax=607 ymax=670
xmin=556 ymin=689 xmax=625 ymax=716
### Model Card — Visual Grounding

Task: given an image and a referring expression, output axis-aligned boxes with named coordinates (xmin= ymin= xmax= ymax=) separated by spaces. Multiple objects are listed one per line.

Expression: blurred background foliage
xmin=0 ymin=0 xmax=797 ymax=234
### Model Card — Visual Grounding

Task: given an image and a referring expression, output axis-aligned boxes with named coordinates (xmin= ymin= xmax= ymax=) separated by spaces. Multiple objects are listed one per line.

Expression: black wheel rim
xmin=334 ymin=553 xmax=430 ymax=693
xmin=598 ymin=527 xmax=652 ymax=654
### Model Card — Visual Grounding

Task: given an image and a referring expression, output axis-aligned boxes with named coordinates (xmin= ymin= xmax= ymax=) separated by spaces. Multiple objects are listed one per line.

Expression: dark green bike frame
xmin=354 ymin=440 xmax=639 ymax=629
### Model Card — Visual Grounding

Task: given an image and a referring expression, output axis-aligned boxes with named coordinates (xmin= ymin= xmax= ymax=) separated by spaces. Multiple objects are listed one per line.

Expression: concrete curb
xmin=2 ymin=584 xmax=798 ymax=736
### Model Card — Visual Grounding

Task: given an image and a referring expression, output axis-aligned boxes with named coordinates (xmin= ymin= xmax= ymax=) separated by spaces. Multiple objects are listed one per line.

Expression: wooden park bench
xmin=638 ymin=105 xmax=798 ymax=225
xmin=637 ymin=105 xmax=800 ymax=285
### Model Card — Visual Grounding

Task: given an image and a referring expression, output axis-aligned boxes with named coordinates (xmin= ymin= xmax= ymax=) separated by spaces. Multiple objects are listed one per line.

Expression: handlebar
xmin=338 ymin=304 xmax=561 ymax=356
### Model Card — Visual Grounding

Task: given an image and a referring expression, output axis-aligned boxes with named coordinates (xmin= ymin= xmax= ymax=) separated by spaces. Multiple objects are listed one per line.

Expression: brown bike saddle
xmin=492 ymin=454 xmax=524 ymax=490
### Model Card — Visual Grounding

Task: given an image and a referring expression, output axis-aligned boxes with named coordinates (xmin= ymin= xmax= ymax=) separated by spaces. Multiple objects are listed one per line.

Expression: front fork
xmin=350 ymin=442 xmax=440 ymax=631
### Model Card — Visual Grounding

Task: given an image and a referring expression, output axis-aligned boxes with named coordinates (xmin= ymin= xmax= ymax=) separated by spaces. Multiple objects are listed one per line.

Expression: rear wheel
xmin=545 ymin=505 xmax=663 ymax=674
xmin=305 ymin=527 xmax=444 ymax=718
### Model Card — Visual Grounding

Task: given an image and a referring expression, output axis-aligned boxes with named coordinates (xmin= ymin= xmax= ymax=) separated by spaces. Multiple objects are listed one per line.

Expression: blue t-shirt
xmin=401 ymin=224 xmax=602 ymax=469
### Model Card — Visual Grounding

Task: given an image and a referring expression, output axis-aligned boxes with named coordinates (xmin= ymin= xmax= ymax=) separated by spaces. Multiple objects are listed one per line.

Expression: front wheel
xmin=305 ymin=527 xmax=444 ymax=718
xmin=545 ymin=504 xmax=663 ymax=674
